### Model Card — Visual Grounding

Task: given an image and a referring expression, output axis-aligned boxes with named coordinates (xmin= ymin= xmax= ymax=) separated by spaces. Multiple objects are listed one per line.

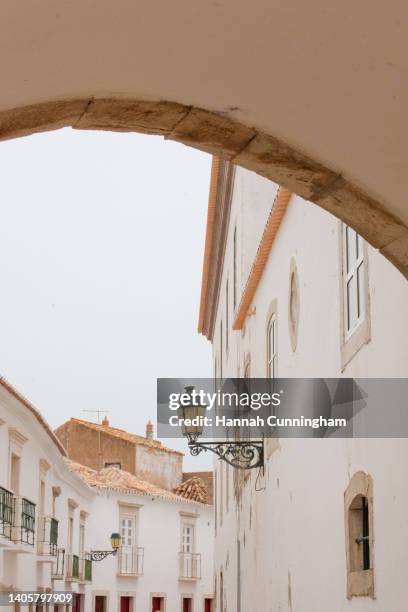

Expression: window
xmin=204 ymin=598 xmax=213 ymax=612
xmin=94 ymin=596 xmax=107 ymax=612
xmin=180 ymin=519 xmax=199 ymax=579
xmin=267 ymin=313 xmax=277 ymax=379
xmin=344 ymin=471 xmax=374 ymax=599
xmin=345 ymin=225 xmax=365 ymax=334
xmin=349 ymin=496 xmax=370 ymax=571
xmin=181 ymin=596 xmax=193 ymax=612
xmin=181 ymin=523 xmax=195 ymax=553
xmin=120 ymin=515 xmax=135 ymax=547
xmin=288 ymin=258 xmax=299 ymax=352
xmin=104 ymin=461 xmax=121 ymax=469
xmin=120 ymin=597 xmax=132 ymax=612
xmin=119 ymin=510 xmax=138 ymax=575
xmin=266 ymin=303 xmax=279 ymax=458
xmin=340 ymin=224 xmax=371 ymax=368
xmin=151 ymin=596 xmax=165 ymax=612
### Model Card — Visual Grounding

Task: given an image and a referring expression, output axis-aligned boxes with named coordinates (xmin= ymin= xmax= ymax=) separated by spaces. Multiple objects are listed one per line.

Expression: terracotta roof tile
xmin=174 ymin=477 xmax=208 ymax=504
xmin=67 ymin=461 xmax=210 ymax=506
xmin=182 ymin=471 xmax=214 ymax=505
xmin=59 ymin=418 xmax=183 ymax=456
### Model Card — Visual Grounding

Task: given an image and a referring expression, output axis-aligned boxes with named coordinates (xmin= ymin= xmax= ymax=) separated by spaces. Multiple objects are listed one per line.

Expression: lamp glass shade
xmin=177 ymin=402 xmax=206 ymax=442
xmin=110 ymin=532 xmax=121 ymax=550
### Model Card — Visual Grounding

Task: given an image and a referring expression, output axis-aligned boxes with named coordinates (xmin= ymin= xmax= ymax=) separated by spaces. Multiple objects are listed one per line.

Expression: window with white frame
xmin=267 ymin=313 xmax=277 ymax=379
xmin=120 ymin=514 xmax=136 ymax=547
xmin=344 ymin=225 xmax=365 ymax=335
xmin=340 ymin=223 xmax=371 ymax=369
xmin=181 ymin=522 xmax=195 ymax=553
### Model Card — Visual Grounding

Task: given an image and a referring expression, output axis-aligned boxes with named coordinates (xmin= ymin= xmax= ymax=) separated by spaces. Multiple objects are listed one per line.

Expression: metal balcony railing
xmin=179 ymin=552 xmax=201 ymax=580
xmin=20 ymin=498 xmax=36 ymax=546
xmin=117 ymin=545 xmax=144 ymax=576
xmin=66 ymin=553 xmax=80 ymax=580
xmin=79 ymin=553 xmax=92 ymax=582
xmin=39 ymin=516 xmax=59 ymax=555
xmin=0 ymin=486 xmax=14 ymax=540
xmin=51 ymin=548 xmax=65 ymax=579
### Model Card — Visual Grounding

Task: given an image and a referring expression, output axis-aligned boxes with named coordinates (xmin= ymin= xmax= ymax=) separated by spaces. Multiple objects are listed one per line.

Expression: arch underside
xmin=1 ymin=97 xmax=407 ymax=278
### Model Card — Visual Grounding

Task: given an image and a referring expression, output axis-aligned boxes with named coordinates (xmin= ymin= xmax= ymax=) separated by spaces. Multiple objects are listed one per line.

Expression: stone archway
xmin=0 ymin=97 xmax=407 ymax=277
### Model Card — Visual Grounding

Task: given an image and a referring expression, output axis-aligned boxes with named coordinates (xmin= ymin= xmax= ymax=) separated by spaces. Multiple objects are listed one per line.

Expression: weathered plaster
xmin=0 ymin=98 xmax=406 ymax=278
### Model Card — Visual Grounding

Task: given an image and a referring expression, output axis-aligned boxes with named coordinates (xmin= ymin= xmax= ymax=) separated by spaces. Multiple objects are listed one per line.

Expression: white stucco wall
xmin=88 ymin=490 xmax=213 ymax=612
xmin=0 ymin=384 xmax=95 ymax=607
xmin=211 ymin=168 xmax=408 ymax=611
xmin=0 ymin=385 xmax=214 ymax=612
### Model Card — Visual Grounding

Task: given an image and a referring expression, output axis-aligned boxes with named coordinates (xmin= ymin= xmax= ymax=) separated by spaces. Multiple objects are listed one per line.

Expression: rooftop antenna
xmin=82 ymin=409 xmax=110 ymax=425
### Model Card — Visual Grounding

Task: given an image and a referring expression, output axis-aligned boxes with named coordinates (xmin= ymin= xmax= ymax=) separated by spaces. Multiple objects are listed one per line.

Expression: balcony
xmin=117 ymin=545 xmax=144 ymax=576
xmin=66 ymin=553 xmax=80 ymax=580
xmin=51 ymin=548 xmax=65 ymax=579
xmin=0 ymin=486 xmax=14 ymax=541
xmin=12 ymin=497 xmax=36 ymax=546
xmin=179 ymin=552 xmax=201 ymax=580
xmin=38 ymin=516 xmax=58 ymax=556
xmin=79 ymin=553 xmax=92 ymax=582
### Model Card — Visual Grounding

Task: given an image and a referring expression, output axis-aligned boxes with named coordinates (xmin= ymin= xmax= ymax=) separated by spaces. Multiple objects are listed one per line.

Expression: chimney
xmin=102 ymin=415 xmax=109 ymax=427
xmin=146 ymin=420 xmax=153 ymax=440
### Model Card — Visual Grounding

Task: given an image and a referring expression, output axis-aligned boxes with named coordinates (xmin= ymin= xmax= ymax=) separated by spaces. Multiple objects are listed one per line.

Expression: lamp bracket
xmin=89 ymin=550 xmax=117 ymax=562
xmin=189 ymin=440 xmax=264 ymax=470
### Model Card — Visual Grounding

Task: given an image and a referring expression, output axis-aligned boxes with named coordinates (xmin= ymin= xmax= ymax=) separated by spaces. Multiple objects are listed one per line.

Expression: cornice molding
xmin=179 ymin=510 xmax=199 ymax=518
xmin=233 ymin=188 xmax=292 ymax=330
xmin=198 ymin=158 xmax=235 ymax=340
xmin=8 ymin=427 xmax=28 ymax=449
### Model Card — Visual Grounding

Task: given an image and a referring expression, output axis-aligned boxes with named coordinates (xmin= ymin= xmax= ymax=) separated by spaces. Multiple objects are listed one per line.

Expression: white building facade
xmin=0 ymin=379 xmax=214 ymax=612
xmin=198 ymin=159 xmax=408 ymax=611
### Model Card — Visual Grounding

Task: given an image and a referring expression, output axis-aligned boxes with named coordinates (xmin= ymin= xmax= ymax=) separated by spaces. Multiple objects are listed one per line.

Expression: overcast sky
xmin=0 ymin=128 xmax=212 ymax=469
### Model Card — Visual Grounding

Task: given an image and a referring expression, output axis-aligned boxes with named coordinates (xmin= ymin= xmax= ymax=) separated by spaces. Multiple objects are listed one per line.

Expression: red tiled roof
xmin=182 ymin=471 xmax=214 ymax=505
xmin=57 ymin=418 xmax=183 ymax=456
xmin=68 ymin=461 xmax=210 ymax=506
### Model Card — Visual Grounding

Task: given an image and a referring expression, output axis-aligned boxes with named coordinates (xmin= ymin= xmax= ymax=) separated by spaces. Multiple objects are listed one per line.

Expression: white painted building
xmin=0 ymin=378 xmax=214 ymax=612
xmin=198 ymin=159 xmax=408 ymax=611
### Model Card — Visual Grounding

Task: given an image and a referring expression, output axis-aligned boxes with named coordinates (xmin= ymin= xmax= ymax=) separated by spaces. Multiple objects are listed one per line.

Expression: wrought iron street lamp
xmin=90 ymin=532 xmax=121 ymax=562
xmin=178 ymin=386 xmax=264 ymax=470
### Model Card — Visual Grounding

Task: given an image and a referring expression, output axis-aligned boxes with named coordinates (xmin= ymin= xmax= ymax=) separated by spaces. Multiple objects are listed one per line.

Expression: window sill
xmin=341 ymin=317 xmax=371 ymax=371
xmin=347 ymin=568 xmax=374 ymax=599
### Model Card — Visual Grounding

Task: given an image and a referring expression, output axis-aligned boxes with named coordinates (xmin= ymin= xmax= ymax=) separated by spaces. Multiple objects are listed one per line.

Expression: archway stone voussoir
xmin=380 ymin=233 xmax=408 ymax=278
xmin=234 ymin=132 xmax=340 ymax=201
xmin=0 ymin=97 xmax=406 ymax=278
xmin=168 ymin=107 xmax=257 ymax=159
xmin=0 ymin=99 xmax=91 ymax=141
xmin=314 ymin=179 xmax=407 ymax=249
xmin=75 ymin=98 xmax=190 ymax=136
